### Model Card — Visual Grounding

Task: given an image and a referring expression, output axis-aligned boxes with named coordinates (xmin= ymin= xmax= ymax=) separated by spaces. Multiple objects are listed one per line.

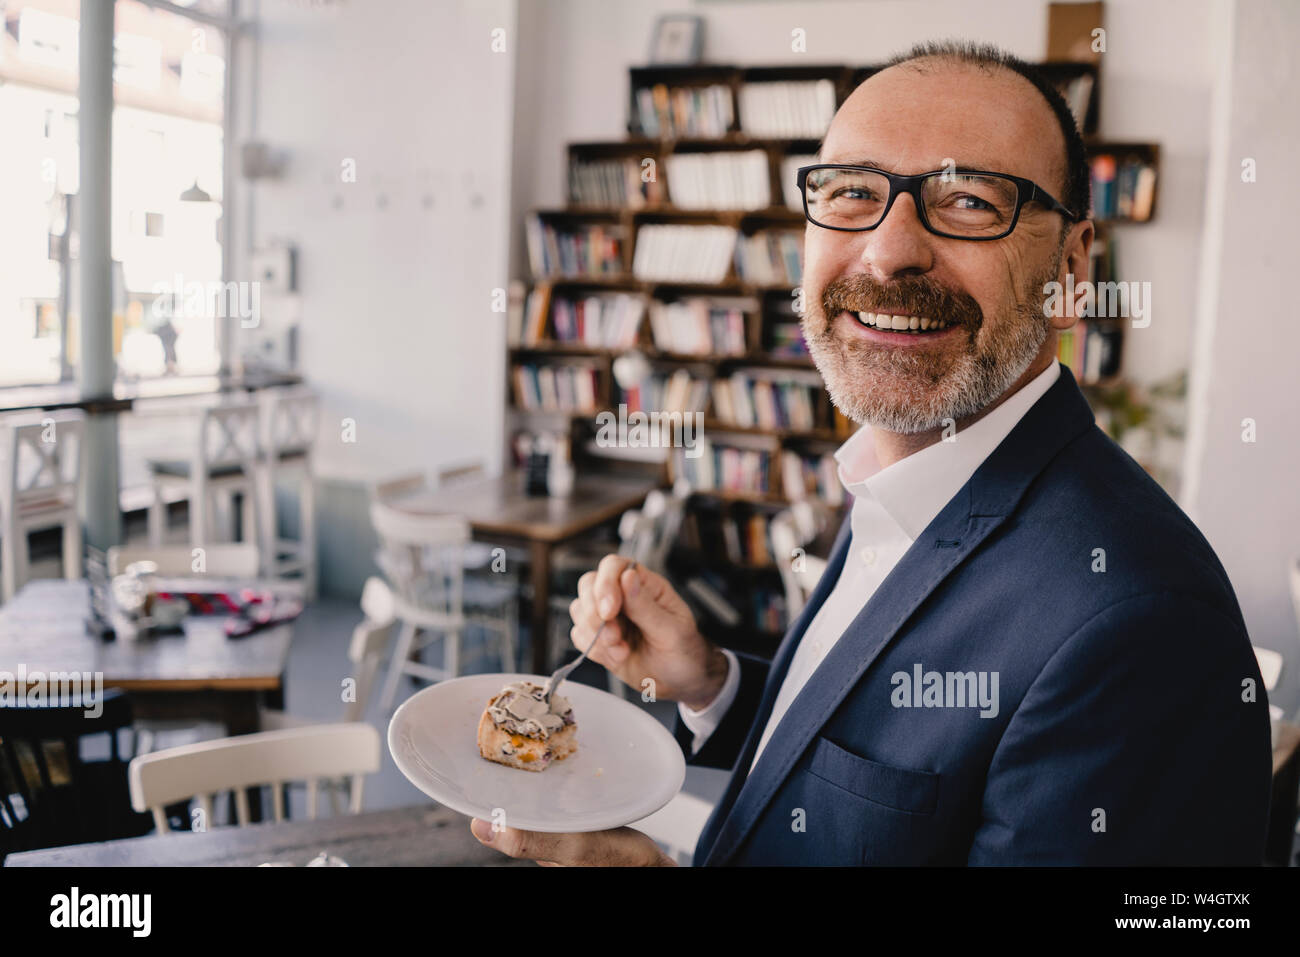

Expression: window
xmin=0 ymin=0 xmax=233 ymax=386
xmin=0 ymin=0 xmax=81 ymax=385
xmin=113 ymin=0 xmax=227 ymax=379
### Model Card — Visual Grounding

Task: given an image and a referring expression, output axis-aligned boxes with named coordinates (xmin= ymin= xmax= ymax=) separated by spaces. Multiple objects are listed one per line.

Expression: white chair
xmin=770 ymin=501 xmax=830 ymax=621
xmin=631 ymin=791 xmax=716 ymax=865
xmin=372 ymin=470 xmax=429 ymax=504
xmin=436 ymin=461 xmax=518 ymax=572
xmin=147 ymin=401 xmax=262 ymax=553
xmin=128 ymin=723 xmax=382 ymax=832
xmin=107 ymin=543 xmax=261 ymax=754
xmin=258 ymin=387 xmax=320 ymax=598
xmin=372 ymin=501 xmax=518 ymax=711
xmin=259 ymin=577 xmax=395 ymax=815
xmin=106 ymin=543 xmax=261 ymax=578
xmin=261 ymin=576 xmax=396 ymax=730
xmin=626 ymin=479 xmax=693 ymax=573
xmin=1 ymin=412 xmax=84 ymax=602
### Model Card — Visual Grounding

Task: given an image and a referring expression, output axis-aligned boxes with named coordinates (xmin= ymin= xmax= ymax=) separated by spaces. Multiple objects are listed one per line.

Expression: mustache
xmin=821 ymin=274 xmax=983 ymax=328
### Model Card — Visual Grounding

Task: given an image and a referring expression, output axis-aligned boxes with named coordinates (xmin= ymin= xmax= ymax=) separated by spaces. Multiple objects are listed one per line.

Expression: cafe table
xmin=0 ymin=578 xmax=293 ymax=735
xmin=390 ymin=471 xmax=659 ymax=674
xmin=3 ymin=804 xmax=531 ymax=866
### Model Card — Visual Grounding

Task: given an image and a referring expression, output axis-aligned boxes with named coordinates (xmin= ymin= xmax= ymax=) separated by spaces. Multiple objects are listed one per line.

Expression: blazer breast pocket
xmin=807 ymin=736 xmax=939 ymax=815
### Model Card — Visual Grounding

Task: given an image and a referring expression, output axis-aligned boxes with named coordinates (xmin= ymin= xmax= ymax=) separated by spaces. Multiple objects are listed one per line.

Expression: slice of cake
xmin=477 ymin=680 xmax=577 ymax=772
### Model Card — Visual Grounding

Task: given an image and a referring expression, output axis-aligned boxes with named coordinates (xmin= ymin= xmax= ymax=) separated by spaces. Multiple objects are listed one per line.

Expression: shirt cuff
xmin=677 ymin=648 xmax=740 ymax=755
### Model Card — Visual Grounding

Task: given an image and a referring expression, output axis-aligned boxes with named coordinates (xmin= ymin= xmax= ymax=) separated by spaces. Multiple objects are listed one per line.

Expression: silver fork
xmin=542 ymin=560 xmax=637 ymax=704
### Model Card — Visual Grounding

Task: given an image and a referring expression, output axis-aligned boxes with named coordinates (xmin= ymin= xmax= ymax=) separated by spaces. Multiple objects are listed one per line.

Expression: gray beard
xmin=805 ymin=288 xmax=1053 ymax=435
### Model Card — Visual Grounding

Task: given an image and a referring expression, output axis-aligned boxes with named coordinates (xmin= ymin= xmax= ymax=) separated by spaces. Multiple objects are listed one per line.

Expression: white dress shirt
xmin=680 ymin=358 xmax=1062 ymax=773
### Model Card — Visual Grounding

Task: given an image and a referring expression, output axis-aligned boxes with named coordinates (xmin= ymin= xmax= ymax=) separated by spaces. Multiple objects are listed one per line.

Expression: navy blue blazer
xmin=676 ymin=366 xmax=1273 ymax=865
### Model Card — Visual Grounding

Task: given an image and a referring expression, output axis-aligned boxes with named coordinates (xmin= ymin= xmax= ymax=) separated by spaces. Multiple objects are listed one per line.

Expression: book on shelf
xmin=1088 ymin=153 xmax=1157 ymax=222
xmin=569 ymin=155 xmax=664 ymax=208
xmin=766 ymin=295 xmax=809 ymax=358
xmin=1088 ymin=233 xmax=1116 ymax=285
xmin=633 ymin=82 xmax=734 ymax=138
xmin=525 ymin=214 xmax=626 ymax=278
xmin=781 ymin=449 xmax=845 ymax=506
xmin=672 ymin=437 xmax=774 ymax=497
xmin=632 ymin=223 xmax=738 ymax=283
xmin=753 ymin=589 xmax=787 ymax=634
xmin=665 ymin=150 xmax=772 ymax=210
xmin=737 ymin=79 xmax=837 ymax=138
xmin=735 ymin=229 xmax=803 ymax=285
xmin=687 ymin=509 xmax=777 ymax=565
xmin=549 ymin=291 xmax=646 ymax=348
xmin=506 ymin=279 xmax=528 ymax=346
xmin=711 ymin=367 xmax=825 ymax=432
xmin=780 ymin=153 xmax=819 ymax=210
xmin=647 ymin=295 xmax=755 ymax=355
xmin=511 ymin=361 xmax=600 ymax=414
xmin=512 ymin=283 xmax=553 ymax=346
xmin=619 ymin=367 xmax=710 ymax=415
xmin=1059 ymin=320 xmax=1122 ymax=384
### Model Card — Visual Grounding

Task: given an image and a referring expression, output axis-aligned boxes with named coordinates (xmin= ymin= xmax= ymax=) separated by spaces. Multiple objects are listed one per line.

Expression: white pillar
xmin=78 ymin=0 xmax=122 ymax=550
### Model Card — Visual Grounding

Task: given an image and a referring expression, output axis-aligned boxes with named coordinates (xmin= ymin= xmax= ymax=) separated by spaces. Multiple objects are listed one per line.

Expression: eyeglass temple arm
xmin=1029 ymin=183 xmax=1081 ymax=221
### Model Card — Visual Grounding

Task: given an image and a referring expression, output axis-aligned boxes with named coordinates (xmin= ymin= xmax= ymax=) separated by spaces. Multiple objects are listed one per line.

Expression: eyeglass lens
xmin=803 ymin=167 xmax=1021 ymax=237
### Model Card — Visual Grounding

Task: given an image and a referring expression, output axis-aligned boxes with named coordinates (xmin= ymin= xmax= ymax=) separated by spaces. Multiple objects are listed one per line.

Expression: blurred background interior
xmin=1 ymin=0 xmax=1298 ymax=866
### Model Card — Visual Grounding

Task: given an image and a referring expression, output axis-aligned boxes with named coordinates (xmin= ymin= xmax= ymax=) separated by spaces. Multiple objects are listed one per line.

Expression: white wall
xmin=1183 ymin=0 xmax=1300 ymax=715
xmin=250 ymin=0 xmax=517 ymax=483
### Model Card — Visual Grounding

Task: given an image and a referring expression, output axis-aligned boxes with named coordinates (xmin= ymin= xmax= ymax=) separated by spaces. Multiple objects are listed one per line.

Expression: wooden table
xmin=392 ymin=471 xmax=659 ymax=673
xmin=0 ymin=579 xmax=293 ymax=735
xmin=3 ymin=804 xmax=531 ymax=867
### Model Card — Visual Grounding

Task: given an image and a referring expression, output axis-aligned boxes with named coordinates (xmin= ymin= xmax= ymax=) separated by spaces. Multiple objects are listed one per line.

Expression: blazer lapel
xmin=702 ymin=366 xmax=1097 ymax=865
xmin=692 ymin=511 xmax=855 ymax=860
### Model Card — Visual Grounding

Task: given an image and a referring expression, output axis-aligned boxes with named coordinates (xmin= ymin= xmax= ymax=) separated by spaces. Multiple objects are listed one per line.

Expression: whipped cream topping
xmin=487 ymin=681 xmax=573 ymax=738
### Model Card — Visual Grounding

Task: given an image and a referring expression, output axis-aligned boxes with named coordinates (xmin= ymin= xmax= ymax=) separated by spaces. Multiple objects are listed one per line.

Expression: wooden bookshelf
xmin=508 ymin=57 xmax=1160 ymax=642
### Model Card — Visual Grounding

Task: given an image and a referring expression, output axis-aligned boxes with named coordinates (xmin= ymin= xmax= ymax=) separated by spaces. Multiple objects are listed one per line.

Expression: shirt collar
xmin=833 ymin=358 xmax=1062 ymax=541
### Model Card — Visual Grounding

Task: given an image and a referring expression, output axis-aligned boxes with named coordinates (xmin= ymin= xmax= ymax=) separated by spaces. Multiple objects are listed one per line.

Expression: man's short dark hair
xmin=879 ymin=40 xmax=1091 ymax=230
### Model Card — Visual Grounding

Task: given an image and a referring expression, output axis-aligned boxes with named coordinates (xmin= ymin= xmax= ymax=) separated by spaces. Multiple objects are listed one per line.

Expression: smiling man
xmin=472 ymin=40 xmax=1273 ymax=866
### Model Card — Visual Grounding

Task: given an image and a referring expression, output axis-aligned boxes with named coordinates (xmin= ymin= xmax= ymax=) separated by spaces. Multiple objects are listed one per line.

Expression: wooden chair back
xmin=128 ymin=723 xmax=381 ymax=832
xmin=263 ymin=387 xmax=319 ymax=458
xmin=198 ymin=402 xmax=261 ymax=473
xmin=0 ymin=689 xmax=150 ymax=859
xmin=369 ymin=501 xmax=469 ymax=630
xmin=371 ymin=471 xmax=428 ymax=503
xmin=4 ymin=412 xmax=84 ymax=513
xmin=106 ymin=543 xmax=261 ymax=578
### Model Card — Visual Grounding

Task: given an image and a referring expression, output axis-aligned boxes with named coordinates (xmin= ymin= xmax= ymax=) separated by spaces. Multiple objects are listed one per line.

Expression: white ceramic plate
xmin=388 ymin=673 xmax=686 ymax=832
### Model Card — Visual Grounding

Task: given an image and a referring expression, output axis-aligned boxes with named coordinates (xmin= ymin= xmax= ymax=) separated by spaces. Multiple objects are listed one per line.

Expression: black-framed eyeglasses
xmin=796 ymin=164 xmax=1081 ymax=241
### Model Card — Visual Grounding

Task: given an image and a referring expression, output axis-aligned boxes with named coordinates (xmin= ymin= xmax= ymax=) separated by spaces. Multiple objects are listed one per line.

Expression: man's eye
xmin=951 ymin=193 xmax=995 ymax=211
xmin=834 ymin=187 xmax=876 ymax=201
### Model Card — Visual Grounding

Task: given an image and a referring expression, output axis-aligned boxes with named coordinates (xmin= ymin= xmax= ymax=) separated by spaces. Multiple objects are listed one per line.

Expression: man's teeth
xmin=853 ymin=311 xmax=950 ymax=333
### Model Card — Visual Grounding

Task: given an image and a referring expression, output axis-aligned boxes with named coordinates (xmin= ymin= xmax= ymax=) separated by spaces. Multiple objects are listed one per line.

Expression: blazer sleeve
xmin=671 ymin=650 xmax=771 ymax=771
xmin=968 ymin=590 xmax=1274 ymax=866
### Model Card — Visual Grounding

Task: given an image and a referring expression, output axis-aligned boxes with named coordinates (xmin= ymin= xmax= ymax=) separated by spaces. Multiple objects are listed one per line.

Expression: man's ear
xmin=1054 ymin=220 xmax=1095 ymax=330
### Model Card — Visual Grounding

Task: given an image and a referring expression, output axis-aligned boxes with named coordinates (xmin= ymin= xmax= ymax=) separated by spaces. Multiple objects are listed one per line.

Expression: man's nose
xmin=858 ymin=192 xmax=934 ymax=281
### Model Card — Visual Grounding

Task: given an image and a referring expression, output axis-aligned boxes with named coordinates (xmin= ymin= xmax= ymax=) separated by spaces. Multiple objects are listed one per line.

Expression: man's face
xmin=801 ymin=61 xmax=1074 ymax=433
